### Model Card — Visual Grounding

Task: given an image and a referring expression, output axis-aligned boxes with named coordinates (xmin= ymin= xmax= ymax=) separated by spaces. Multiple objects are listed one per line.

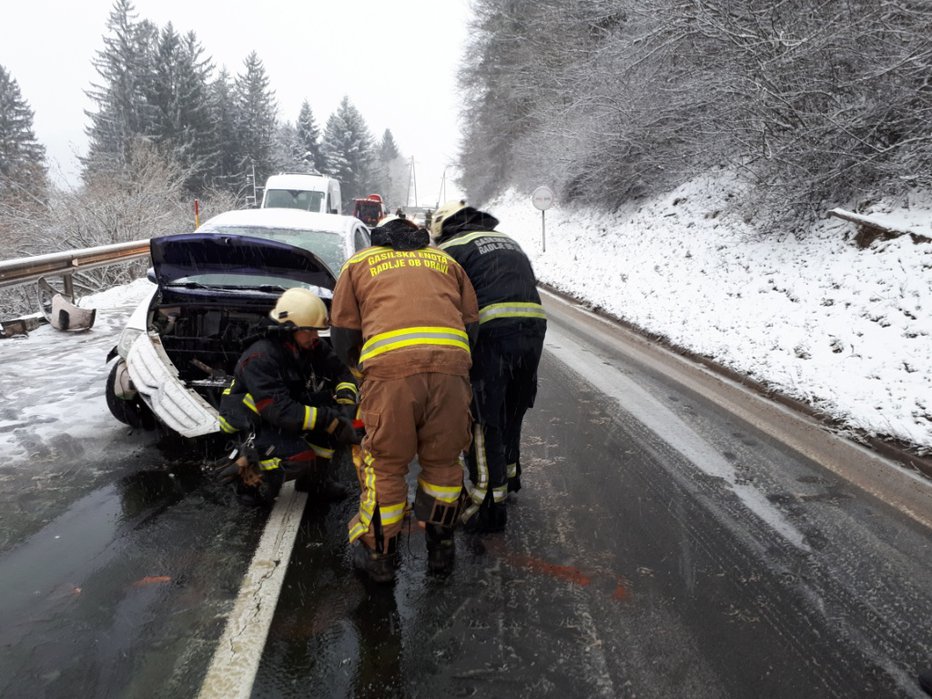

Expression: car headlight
xmin=117 ymin=327 xmax=144 ymax=359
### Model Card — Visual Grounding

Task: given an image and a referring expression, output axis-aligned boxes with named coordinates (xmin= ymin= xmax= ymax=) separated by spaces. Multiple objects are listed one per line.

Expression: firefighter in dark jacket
xmin=431 ymin=200 xmax=547 ymax=533
xmin=218 ymin=287 xmax=359 ymax=505
xmin=331 ymin=215 xmax=479 ymax=582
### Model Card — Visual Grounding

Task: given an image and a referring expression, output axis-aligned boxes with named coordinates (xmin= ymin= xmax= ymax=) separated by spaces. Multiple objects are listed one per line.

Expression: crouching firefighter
xmin=217 ymin=288 xmax=360 ymax=506
xmin=330 ymin=215 xmax=479 ymax=582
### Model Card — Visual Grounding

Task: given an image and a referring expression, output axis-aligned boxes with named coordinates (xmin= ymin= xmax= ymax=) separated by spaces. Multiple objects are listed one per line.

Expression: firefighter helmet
xmin=375 ymin=214 xmax=418 ymax=230
xmin=269 ymin=288 xmax=328 ymax=329
xmin=430 ymin=199 xmax=469 ymax=239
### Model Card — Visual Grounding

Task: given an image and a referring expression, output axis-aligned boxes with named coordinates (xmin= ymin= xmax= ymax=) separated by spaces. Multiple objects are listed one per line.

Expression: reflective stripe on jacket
xmin=437 ymin=229 xmax=546 ymax=334
xmin=331 ymin=245 xmax=478 ymax=379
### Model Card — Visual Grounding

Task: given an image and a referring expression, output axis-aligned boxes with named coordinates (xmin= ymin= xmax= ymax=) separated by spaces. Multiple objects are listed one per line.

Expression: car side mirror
xmin=146 ymin=267 xmax=156 ymax=283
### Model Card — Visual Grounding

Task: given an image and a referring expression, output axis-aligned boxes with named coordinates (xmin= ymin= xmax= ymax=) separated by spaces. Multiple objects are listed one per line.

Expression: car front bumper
xmin=127 ymin=332 xmax=220 ymax=438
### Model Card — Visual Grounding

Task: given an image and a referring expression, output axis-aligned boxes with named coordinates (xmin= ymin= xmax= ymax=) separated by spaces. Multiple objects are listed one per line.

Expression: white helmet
xmin=375 ymin=214 xmax=418 ymax=230
xmin=430 ymin=199 xmax=469 ymax=239
xmin=269 ymin=288 xmax=328 ymax=329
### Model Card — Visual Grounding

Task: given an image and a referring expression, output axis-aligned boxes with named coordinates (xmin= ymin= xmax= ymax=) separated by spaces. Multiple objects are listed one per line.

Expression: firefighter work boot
xmin=918 ymin=667 xmax=932 ymax=696
xmin=425 ymin=524 xmax=455 ymax=575
xmin=463 ymin=501 xmax=507 ymax=534
xmin=352 ymin=542 xmax=397 ymax=584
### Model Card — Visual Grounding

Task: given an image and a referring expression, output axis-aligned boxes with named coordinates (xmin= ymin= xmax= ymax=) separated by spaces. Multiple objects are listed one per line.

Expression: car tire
xmin=106 ymin=362 xmax=154 ymax=429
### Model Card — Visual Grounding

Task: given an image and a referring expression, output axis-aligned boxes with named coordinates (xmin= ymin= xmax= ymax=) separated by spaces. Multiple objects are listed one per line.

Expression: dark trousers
xmin=466 ymin=330 xmax=544 ymax=503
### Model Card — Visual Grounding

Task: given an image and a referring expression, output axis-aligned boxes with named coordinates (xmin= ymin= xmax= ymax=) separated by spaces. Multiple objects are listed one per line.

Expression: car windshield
xmin=197 ymin=225 xmax=347 ymax=273
xmin=264 ymin=189 xmax=325 ymax=212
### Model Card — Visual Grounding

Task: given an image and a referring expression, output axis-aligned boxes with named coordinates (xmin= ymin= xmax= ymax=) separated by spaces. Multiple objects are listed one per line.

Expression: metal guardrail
xmin=0 ymin=239 xmax=152 ymax=335
xmin=0 ymin=239 xmax=151 ymax=292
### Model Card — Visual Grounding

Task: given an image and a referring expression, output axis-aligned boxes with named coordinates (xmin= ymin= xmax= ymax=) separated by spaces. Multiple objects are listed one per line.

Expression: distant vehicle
xmin=352 ymin=194 xmax=386 ymax=227
xmin=104 ymin=208 xmax=371 ymax=438
xmin=403 ymin=206 xmax=434 ymax=228
xmin=261 ymin=173 xmax=342 ymax=215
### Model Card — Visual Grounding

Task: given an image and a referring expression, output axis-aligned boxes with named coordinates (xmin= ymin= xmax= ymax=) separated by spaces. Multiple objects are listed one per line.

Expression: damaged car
xmin=105 ymin=209 xmax=370 ymax=438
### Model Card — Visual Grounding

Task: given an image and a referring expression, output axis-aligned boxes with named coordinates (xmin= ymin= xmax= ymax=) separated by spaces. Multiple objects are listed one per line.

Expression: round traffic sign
xmin=531 ymin=186 xmax=554 ymax=211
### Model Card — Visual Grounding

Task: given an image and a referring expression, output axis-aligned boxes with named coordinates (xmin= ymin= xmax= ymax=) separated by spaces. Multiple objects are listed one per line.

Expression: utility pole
xmin=406 ymin=156 xmax=418 ymax=207
xmin=437 ymin=166 xmax=447 ymax=205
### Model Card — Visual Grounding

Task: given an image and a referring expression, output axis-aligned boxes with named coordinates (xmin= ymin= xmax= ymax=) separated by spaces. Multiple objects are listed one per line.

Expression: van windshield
xmin=354 ymin=201 xmax=382 ymax=226
xmin=265 ymin=189 xmax=325 ymax=212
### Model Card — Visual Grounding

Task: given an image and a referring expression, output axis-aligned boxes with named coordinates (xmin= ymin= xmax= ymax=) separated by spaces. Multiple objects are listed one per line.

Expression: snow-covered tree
xmin=320 ymin=96 xmax=375 ymax=203
xmin=272 ymin=120 xmax=304 ymax=172
xmin=0 ymin=64 xmax=47 ymax=189
xmin=296 ymin=100 xmax=321 ymax=171
xmin=232 ymin=51 xmax=278 ymax=191
xmin=379 ymin=129 xmax=399 ymax=162
xmin=84 ymin=0 xmax=158 ymax=180
xmin=208 ymin=67 xmax=239 ymax=188
xmin=373 ymin=129 xmax=406 ymax=207
xmin=149 ymin=26 xmax=215 ymax=193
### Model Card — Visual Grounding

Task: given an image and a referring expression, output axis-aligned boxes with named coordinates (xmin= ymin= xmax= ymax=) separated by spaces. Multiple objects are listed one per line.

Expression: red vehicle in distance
xmin=352 ymin=194 xmax=386 ymax=227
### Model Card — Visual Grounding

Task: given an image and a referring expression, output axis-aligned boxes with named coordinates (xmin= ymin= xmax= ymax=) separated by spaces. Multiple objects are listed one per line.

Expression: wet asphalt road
xmin=1 ymin=292 xmax=930 ymax=698
xmin=254 ymin=349 xmax=931 ymax=698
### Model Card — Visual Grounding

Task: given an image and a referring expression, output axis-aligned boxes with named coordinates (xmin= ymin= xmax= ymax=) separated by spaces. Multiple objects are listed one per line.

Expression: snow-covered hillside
xmin=490 ymin=173 xmax=932 ymax=455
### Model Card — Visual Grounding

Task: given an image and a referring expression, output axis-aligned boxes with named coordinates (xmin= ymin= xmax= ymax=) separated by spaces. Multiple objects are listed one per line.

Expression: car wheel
xmin=106 ymin=362 xmax=155 ymax=429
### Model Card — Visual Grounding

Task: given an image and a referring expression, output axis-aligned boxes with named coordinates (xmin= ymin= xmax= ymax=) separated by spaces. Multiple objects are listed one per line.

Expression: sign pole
xmin=541 ymin=210 xmax=546 ymax=252
xmin=531 ymin=185 xmax=554 ymax=254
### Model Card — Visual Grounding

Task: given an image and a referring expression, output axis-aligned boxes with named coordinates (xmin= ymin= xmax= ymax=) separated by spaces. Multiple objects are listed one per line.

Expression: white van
xmin=261 ymin=173 xmax=342 ymax=215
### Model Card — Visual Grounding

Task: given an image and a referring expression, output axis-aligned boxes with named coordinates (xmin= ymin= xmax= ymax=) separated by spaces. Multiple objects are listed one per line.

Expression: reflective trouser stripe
xmin=473 ymin=424 xmax=489 ymax=495
xmin=417 ymin=478 xmax=461 ymax=504
xmin=478 ymin=302 xmax=547 ymax=325
xmin=243 ymin=393 xmax=258 ymax=414
xmin=359 ymin=326 xmax=469 ymax=364
xmin=461 ymin=425 xmax=490 ymax=523
xmin=492 ymin=485 xmax=508 ymax=503
xmin=349 ymin=450 xmax=378 ymax=543
xmin=379 ymin=501 xmax=407 ymax=527
xmin=218 ymin=416 xmax=238 ymax=434
xmin=507 ymin=462 xmax=517 ymax=478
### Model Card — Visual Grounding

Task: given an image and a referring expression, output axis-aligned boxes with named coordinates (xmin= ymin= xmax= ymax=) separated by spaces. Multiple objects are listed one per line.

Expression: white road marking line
xmin=198 ymin=482 xmax=307 ymax=699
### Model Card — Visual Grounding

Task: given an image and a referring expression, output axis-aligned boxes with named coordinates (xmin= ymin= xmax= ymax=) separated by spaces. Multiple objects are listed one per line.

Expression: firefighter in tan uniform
xmin=330 ymin=215 xmax=479 ymax=582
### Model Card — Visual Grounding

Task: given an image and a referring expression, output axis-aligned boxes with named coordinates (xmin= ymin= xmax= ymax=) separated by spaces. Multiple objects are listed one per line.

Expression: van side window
xmin=354 ymin=226 xmax=370 ymax=251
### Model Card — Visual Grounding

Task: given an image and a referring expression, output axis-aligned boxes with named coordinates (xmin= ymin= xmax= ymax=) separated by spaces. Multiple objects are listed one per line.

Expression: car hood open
xmin=150 ymin=232 xmax=337 ymax=289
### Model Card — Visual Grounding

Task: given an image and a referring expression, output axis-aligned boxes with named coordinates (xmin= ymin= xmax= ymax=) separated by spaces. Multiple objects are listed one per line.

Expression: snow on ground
xmin=489 ymin=173 xmax=932 ymax=454
xmin=0 ymin=278 xmax=155 ymax=461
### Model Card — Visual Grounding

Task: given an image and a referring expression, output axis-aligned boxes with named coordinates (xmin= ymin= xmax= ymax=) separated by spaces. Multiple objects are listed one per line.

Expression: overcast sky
xmin=1 ymin=0 xmax=471 ymax=203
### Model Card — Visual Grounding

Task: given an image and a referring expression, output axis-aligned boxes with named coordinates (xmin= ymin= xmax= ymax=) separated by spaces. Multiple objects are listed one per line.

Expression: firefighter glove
xmin=327 ymin=415 xmax=361 ymax=445
xmin=338 ymin=402 xmax=358 ymax=421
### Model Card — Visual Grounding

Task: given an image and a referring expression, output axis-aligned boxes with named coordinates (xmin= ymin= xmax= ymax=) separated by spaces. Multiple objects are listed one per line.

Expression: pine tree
xmin=233 ymin=51 xmax=278 ymax=192
xmin=320 ymin=96 xmax=375 ymax=202
xmin=149 ymin=26 xmax=214 ymax=193
xmin=84 ymin=0 xmax=158 ymax=179
xmin=177 ymin=32 xmax=216 ymax=192
xmin=208 ymin=67 xmax=239 ymax=188
xmin=372 ymin=128 xmax=407 ymax=204
xmin=296 ymin=100 xmax=321 ymax=171
xmin=0 ymin=64 xmax=47 ymax=188
xmin=379 ymin=129 xmax=399 ymax=162
xmin=272 ymin=121 xmax=304 ymax=172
